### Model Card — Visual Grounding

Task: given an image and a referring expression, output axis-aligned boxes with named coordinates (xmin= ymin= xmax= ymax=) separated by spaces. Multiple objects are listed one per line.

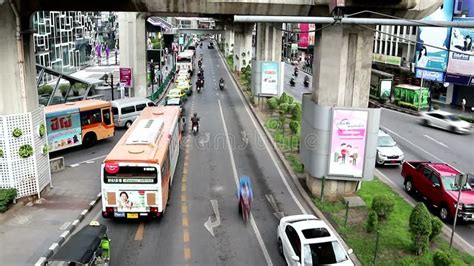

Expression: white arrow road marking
xmin=204 ymin=199 xmax=221 ymax=237
xmin=198 ymin=132 xmax=210 ymax=148
xmin=423 ymin=134 xmax=449 ymax=148
xmin=241 ymin=131 xmax=249 ymax=146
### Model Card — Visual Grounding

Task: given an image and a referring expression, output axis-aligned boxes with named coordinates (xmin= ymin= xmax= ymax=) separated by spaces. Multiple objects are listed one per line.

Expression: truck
xmin=401 ymin=161 xmax=474 ymax=223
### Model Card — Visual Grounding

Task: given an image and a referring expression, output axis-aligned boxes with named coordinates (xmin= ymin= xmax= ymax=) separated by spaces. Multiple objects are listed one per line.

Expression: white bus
xmin=176 ymin=50 xmax=195 ymax=75
xmin=101 ymin=106 xmax=182 ymax=219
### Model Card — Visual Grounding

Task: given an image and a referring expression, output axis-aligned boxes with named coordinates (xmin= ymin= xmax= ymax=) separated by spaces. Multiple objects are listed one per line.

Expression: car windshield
xmin=303 ymin=241 xmax=349 ymax=265
xmin=441 ymin=175 xmax=473 ymax=191
xmin=166 ymin=99 xmax=180 ymax=105
xmin=378 ymin=135 xmax=396 ymax=147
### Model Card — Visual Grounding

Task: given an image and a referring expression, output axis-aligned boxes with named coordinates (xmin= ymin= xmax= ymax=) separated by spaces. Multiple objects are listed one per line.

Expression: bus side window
xmin=102 ymin=108 xmax=112 ymax=125
xmin=81 ymin=109 xmax=102 ymax=126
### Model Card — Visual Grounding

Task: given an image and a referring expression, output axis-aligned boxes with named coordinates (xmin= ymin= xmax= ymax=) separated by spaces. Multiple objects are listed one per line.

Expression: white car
xmin=420 ymin=110 xmax=471 ymax=134
xmin=277 ymin=215 xmax=354 ymax=266
xmin=376 ymin=130 xmax=404 ymax=166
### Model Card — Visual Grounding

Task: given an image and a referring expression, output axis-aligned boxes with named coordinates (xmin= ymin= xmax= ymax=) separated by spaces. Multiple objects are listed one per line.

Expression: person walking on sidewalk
xmin=105 ymin=44 xmax=110 ymax=65
xmin=462 ymin=98 xmax=467 ymax=112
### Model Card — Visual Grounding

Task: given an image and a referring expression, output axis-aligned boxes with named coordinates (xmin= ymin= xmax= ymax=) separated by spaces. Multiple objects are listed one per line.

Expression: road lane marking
xmin=134 ymin=222 xmax=144 ymax=241
xmin=184 ymin=247 xmax=192 ymax=260
xmin=181 ymin=194 xmax=187 ymax=202
xmin=183 ymin=228 xmax=190 ymax=242
xmin=423 ymin=134 xmax=449 ymax=148
xmin=381 ymin=127 xmax=446 ymax=163
xmin=67 ymin=154 xmax=108 ymax=167
xmin=217 ymin=52 xmax=306 ymax=214
xmin=183 ymin=216 xmax=189 ymax=226
xmin=217 ymin=99 xmax=273 ymax=266
xmin=204 ymin=199 xmax=221 ymax=237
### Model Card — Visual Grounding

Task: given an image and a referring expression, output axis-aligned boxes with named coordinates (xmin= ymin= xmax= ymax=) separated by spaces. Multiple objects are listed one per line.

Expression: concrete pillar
xmin=0 ymin=3 xmax=38 ymax=114
xmin=445 ymin=84 xmax=454 ymax=105
xmin=224 ymin=25 xmax=234 ymax=58
xmin=255 ymin=23 xmax=282 ymax=62
xmin=119 ymin=12 xmax=147 ymax=97
xmin=233 ymin=23 xmax=253 ymax=72
xmin=301 ymin=25 xmax=380 ymax=201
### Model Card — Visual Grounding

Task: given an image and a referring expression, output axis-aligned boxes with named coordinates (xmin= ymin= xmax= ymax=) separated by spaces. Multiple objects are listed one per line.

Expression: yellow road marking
xmin=182 ymin=176 xmax=187 ymax=183
xmin=181 ymin=204 xmax=188 ymax=214
xmin=182 ymin=216 xmax=189 ymax=226
xmin=134 ymin=222 xmax=144 ymax=241
xmin=181 ymin=185 xmax=186 ymax=192
xmin=184 ymin=247 xmax=192 ymax=260
xmin=181 ymin=194 xmax=187 ymax=202
xmin=183 ymin=228 xmax=190 ymax=242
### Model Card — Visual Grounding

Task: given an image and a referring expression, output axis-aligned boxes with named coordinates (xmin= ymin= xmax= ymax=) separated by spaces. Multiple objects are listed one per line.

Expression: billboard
xmin=260 ymin=62 xmax=279 ymax=95
xmin=120 ymin=67 xmax=132 ymax=87
xmin=46 ymin=109 xmax=82 ymax=152
xmin=115 ymin=190 xmax=147 ymax=212
xmin=328 ymin=109 xmax=368 ymax=178
xmin=299 ymin=23 xmax=309 ymax=49
xmin=446 ymin=18 xmax=474 ymax=77
xmin=454 ymin=0 xmax=474 ymax=17
xmin=415 ymin=0 xmax=454 ymax=72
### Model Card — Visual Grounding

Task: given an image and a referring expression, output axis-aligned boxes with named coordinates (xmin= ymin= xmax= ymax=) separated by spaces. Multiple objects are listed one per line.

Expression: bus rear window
xmin=177 ymin=58 xmax=191 ymax=63
xmin=104 ymin=166 xmax=158 ymax=184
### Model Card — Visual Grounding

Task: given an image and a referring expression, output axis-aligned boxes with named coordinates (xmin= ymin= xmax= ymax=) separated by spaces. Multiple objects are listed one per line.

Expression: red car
xmin=401 ymin=161 xmax=474 ymax=222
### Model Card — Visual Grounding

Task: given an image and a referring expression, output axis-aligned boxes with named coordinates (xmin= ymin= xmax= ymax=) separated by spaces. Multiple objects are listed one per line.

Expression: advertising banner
xmin=380 ymin=80 xmax=392 ymax=98
xmin=415 ymin=68 xmax=445 ymax=82
xmin=329 ymin=109 xmax=368 ymax=178
xmin=308 ymin=24 xmax=316 ymax=46
xmin=446 ymin=18 xmax=474 ymax=77
xmin=115 ymin=190 xmax=147 ymax=212
xmin=298 ymin=23 xmax=309 ymax=49
xmin=46 ymin=109 xmax=82 ymax=152
xmin=260 ymin=61 xmax=279 ymax=95
xmin=415 ymin=0 xmax=454 ymax=72
xmin=119 ymin=67 xmax=132 ymax=87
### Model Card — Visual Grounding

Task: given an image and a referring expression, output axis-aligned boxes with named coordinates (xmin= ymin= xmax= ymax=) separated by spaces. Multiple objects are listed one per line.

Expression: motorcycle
xmin=289 ymin=78 xmax=295 ymax=87
xmin=192 ymin=123 xmax=199 ymax=135
xmin=304 ymin=77 xmax=309 ymax=88
xmin=219 ymin=81 xmax=224 ymax=90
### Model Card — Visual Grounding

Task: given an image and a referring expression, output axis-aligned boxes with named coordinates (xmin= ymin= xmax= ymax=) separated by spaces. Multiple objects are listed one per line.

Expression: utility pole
xmin=110 ymin=73 xmax=115 ymax=101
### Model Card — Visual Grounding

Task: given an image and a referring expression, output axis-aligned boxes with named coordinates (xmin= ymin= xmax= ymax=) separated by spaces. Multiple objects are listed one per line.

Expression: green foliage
xmin=409 ymin=203 xmax=432 ymax=256
xmin=459 ymin=115 xmax=474 ymax=123
xmin=265 ymin=118 xmax=281 ymax=130
xmin=278 ymin=110 xmax=287 ymax=133
xmin=367 ymin=210 xmax=379 ymax=233
xmin=287 ymin=96 xmax=294 ymax=105
xmin=279 ymin=92 xmax=289 ymax=104
xmin=42 ymin=144 xmax=49 ymax=155
xmin=0 ymin=148 xmax=3 ymax=158
xmin=226 ymin=54 xmax=234 ymax=67
xmin=19 ymin=144 xmax=33 ymax=158
xmin=433 ymin=250 xmax=454 ymax=266
xmin=430 ymin=217 xmax=443 ymax=242
xmin=279 ymin=103 xmax=290 ymax=114
xmin=287 ymin=103 xmax=297 ymax=115
xmin=291 ymin=104 xmax=302 ymax=121
xmin=397 ymin=101 xmax=419 ymax=111
xmin=59 ymin=84 xmax=70 ymax=96
xmin=12 ymin=128 xmax=22 ymax=138
xmin=72 ymin=83 xmax=88 ymax=92
xmin=289 ymin=121 xmax=300 ymax=135
xmin=38 ymin=85 xmax=54 ymax=95
xmin=39 ymin=123 xmax=46 ymax=138
xmin=371 ymin=194 xmax=395 ymax=220
xmin=0 ymin=188 xmax=17 ymax=213
xmin=267 ymin=97 xmax=278 ymax=116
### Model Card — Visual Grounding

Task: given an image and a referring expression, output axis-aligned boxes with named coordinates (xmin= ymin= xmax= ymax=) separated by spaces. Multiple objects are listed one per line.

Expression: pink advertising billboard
xmin=299 ymin=23 xmax=309 ymax=49
xmin=328 ymin=109 xmax=368 ymax=178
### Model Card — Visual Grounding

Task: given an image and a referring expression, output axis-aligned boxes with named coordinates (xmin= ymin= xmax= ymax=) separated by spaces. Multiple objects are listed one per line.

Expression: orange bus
xmin=44 ymin=100 xmax=114 ymax=152
xmin=101 ymin=106 xmax=182 ymax=219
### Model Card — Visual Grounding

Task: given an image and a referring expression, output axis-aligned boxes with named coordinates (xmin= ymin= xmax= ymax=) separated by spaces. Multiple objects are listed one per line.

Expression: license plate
xmin=114 ymin=212 xmax=125 ymax=218
xmin=127 ymin=213 xmax=139 ymax=219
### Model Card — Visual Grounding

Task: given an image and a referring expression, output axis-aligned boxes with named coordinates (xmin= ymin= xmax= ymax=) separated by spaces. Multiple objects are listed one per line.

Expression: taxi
xmin=176 ymin=80 xmax=192 ymax=96
xmin=175 ymin=74 xmax=191 ymax=85
xmin=167 ymin=88 xmax=187 ymax=101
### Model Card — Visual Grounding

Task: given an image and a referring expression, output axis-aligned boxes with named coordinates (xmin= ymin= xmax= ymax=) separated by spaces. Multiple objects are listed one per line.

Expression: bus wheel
xmin=83 ymin=132 xmax=97 ymax=147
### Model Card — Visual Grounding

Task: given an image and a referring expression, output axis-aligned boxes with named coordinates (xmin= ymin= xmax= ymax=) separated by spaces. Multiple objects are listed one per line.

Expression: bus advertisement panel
xmin=46 ymin=109 xmax=82 ymax=152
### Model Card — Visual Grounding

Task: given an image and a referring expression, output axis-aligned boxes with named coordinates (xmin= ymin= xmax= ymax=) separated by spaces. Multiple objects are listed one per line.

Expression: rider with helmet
xmin=237 ymin=176 xmax=253 ymax=213
xmin=191 ymin=112 xmax=200 ymax=132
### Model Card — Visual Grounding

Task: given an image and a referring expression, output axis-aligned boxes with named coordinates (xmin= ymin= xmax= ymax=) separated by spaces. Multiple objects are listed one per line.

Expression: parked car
xmin=111 ymin=97 xmax=155 ymax=128
xmin=176 ymin=80 xmax=192 ymax=96
xmin=277 ymin=214 xmax=354 ymax=266
xmin=376 ymin=130 xmax=404 ymax=166
xmin=401 ymin=161 xmax=474 ymax=222
xmin=165 ymin=97 xmax=185 ymax=116
xmin=420 ymin=110 xmax=471 ymax=134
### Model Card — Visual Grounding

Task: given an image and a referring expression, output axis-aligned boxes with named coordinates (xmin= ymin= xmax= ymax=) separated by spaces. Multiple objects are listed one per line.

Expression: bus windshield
xmin=177 ymin=57 xmax=191 ymax=63
xmin=104 ymin=166 xmax=158 ymax=184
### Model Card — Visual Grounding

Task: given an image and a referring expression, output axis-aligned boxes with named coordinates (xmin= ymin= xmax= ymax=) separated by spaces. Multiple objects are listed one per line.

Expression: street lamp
xmin=100 ymin=73 xmax=115 ymax=101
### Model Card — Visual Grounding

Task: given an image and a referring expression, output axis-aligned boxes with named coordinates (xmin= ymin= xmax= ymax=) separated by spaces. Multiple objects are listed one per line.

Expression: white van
xmin=111 ymin=97 xmax=155 ymax=128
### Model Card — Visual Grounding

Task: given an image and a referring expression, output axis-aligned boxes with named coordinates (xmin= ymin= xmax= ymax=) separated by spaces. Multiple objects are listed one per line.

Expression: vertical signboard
xmin=46 ymin=109 xmax=82 ymax=152
xmin=328 ymin=109 xmax=368 ymax=178
xmin=260 ymin=62 xmax=280 ymax=95
xmin=119 ymin=67 xmax=132 ymax=87
xmin=299 ymin=23 xmax=309 ymax=49
xmin=446 ymin=18 xmax=474 ymax=81
xmin=415 ymin=0 xmax=454 ymax=76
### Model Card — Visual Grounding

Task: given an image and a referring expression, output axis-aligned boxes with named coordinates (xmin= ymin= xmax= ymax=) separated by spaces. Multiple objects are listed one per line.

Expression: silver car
xmin=420 ymin=110 xmax=471 ymax=134
xmin=376 ymin=130 xmax=404 ymax=166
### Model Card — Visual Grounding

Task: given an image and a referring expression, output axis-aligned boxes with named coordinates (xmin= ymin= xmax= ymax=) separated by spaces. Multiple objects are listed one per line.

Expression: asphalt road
xmin=283 ymin=70 xmax=474 ymax=249
xmin=73 ymin=41 xmax=315 ymax=266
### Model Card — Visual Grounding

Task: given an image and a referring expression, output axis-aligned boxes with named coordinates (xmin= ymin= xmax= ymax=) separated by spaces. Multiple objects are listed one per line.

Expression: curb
xmin=369 ymin=100 xmax=421 ymax=116
xmin=218 ymin=48 xmax=362 ymax=265
xmin=34 ymin=192 xmax=102 ymax=266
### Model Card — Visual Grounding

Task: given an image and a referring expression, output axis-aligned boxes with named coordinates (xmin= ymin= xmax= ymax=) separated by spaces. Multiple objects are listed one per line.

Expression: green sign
xmin=372 ymin=54 xmax=401 ymax=66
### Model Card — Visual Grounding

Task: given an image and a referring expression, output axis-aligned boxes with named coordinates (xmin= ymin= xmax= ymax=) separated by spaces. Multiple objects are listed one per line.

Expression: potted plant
xmin=38 ymin=123 xmax=46 ymax=138
xmin=12 ymin=128 xmax=22 ymax=138
xmin=0 ymin=148 xmax=3 ymax=158
xmin=18 ymin=144 xmax=33 ymax=158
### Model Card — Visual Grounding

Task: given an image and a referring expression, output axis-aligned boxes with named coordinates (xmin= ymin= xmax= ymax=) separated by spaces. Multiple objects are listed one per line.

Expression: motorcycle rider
xmin=294 ymin=66 xmax=298 ymax=77
xmin=304 ymin=75 xmax=310 ymax=87
xmin=219 ymin=77 xmax=224 ymax=89
xmin=289 ymin=76 xmax=295 ymax=87
xmin=191 ymin=113 xmax=200 ymax=132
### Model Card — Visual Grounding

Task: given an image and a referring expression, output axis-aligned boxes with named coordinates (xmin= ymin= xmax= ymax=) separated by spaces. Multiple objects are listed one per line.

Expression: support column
xmin=255 ymin=23 xmax=282 ymax=62
xmin=119 ymin=12 xmax=147 ymax=97
xmin=0 ymin=3 xmax=38 ymax=114
xmin=224 ymin=25 xmax=234 ymax=58
xmin=300 ymin=25 xmax=380 ymax=200
xmin=233 ymin=23 xmax=253 ymax=73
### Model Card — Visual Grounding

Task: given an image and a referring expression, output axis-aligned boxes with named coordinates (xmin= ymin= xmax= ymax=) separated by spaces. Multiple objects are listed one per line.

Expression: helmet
xmin=194 ymin=113 xmax=197 ymax=117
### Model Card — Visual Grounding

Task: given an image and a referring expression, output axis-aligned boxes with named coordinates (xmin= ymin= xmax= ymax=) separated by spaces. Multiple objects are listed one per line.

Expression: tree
xmin=278 ymin=109 xmax=286 ymax=133
xmin=267 ymin=97 xmax=278 ymax=117
xmin=292 ymin=104 xmax=302 ymax=121
xmin=38 ymin=85 xmax=53 ymax=95
xmin=279 ymin=103 xmax=290 ymax=114
xmin=59 ymin=83 xmax=71 ymax=97
xmin=289 ymin=120 xmax=300 ymax=151
xmin=409 ymin=203 xmax=432 ymax=256
xmin=279 ymin=92 xmax=289 ymax=104
xmin=432 ymin=250 xmax=454 ymax=266
xmin=371 ymin=194 xmax=395 ymax=220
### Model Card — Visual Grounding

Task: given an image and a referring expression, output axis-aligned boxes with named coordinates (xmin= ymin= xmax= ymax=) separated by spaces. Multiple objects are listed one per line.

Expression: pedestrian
xmin=462 ymin=98 xmax=467 ymax=112
xmin=95 ymin=43 xmax=102 ymax=65
xmin=105 ymin=44 xmax=110 ymax=65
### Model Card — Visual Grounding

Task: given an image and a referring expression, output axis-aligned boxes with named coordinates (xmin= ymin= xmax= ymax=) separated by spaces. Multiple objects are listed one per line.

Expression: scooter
xmin=289 ymin=78 xmax=295 ymax=87
xmin=192 ymin=123 xmax=199 ymax=135
xmin=219 ymin=82 xmax=224 ymax=90
xmin=197 ymin=85 xmax=202 ymax=93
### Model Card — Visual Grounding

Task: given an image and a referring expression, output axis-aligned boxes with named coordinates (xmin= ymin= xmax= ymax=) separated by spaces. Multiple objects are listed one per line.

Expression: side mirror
xmin=291 ymin=255 xmax=299 ymax=262
xmin=347 ymin=248 xmax=353 ymax=255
